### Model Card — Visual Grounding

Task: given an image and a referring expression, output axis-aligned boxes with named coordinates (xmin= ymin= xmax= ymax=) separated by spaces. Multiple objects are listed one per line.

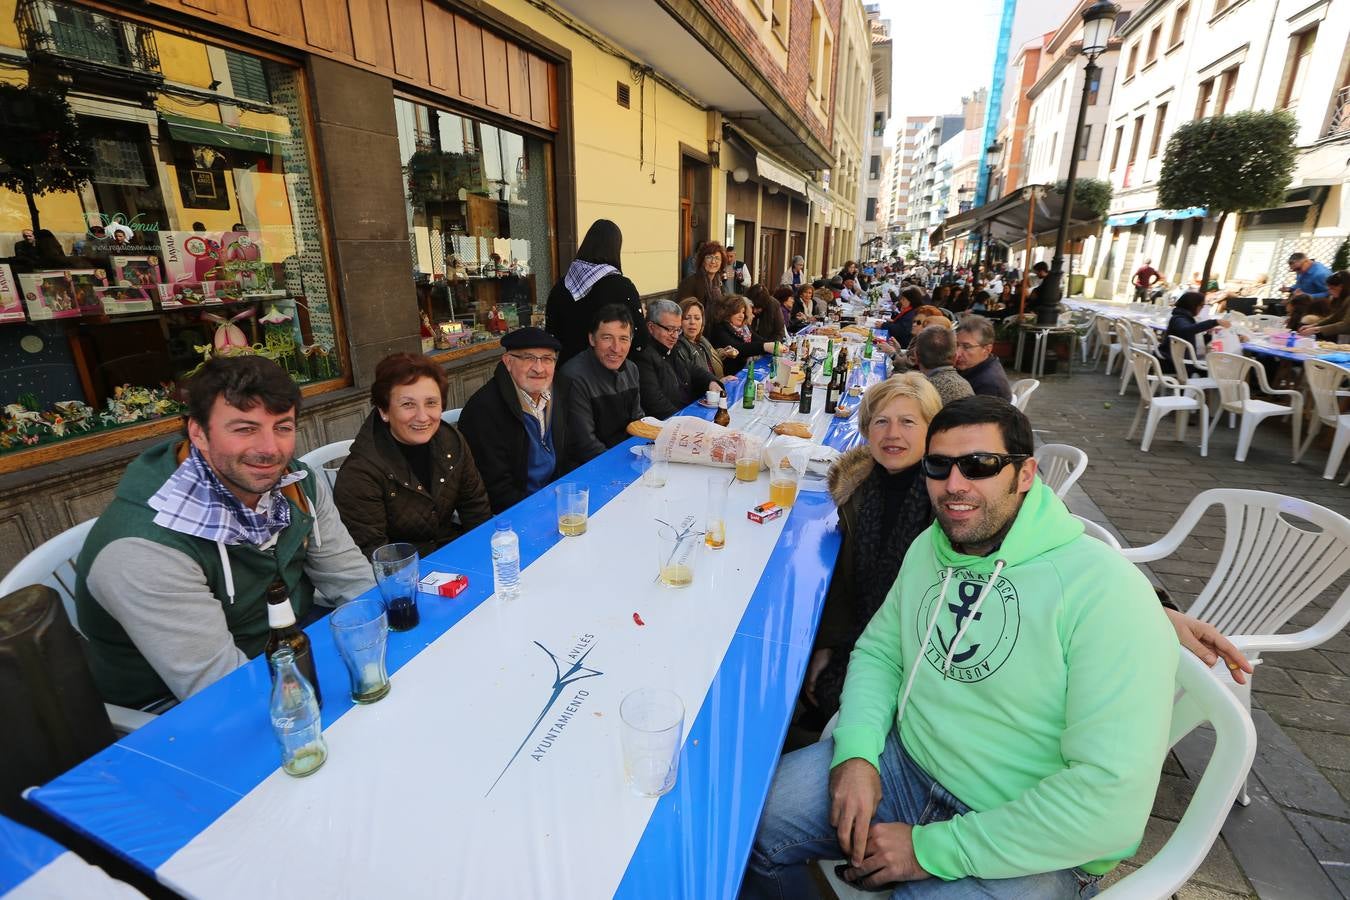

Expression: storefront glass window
xmin=0 ymin=1 xmax=341 ymax=459
xmin=395 ymin=96 xmax=554 ymax=352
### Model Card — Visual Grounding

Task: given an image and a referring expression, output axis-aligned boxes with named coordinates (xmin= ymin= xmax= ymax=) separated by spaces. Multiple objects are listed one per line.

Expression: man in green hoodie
xmin=744 ymin=397 xmax=1178 ymax=898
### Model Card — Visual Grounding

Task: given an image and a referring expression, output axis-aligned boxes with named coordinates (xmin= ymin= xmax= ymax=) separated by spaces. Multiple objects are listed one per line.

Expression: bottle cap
xmin=267 ymin=597 xmax=297 ymax=628
xmin=496 ymin=520 xmax=512 ymax=532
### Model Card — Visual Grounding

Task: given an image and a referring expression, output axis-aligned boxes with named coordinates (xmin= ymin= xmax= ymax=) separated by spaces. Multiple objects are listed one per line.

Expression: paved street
xmin=1026 ymin=358 xmax=1350 ymax=899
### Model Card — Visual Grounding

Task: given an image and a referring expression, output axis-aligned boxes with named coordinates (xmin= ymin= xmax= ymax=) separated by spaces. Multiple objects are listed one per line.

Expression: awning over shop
xmin=1143 ymin=206 xmax=1208 ymax=223
xmin=940 ymin=184 xmax=1105 ymax=250
xmin=1106 ymin=210 xmax=1147 ymax=227
xmin=161 ymin=113 xmax=288 ymax=155
xmin=755 ymin=155 xmax=807 ymax=195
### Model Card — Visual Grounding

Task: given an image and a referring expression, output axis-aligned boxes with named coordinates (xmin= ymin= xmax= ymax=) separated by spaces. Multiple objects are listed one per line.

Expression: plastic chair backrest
xmin=1035 ymin=443 xmax=1088 ymax=499
xmin=1073 ymin=514 xmax=1122 ymax=549
xmin=1128 ymin=348 xmax=1162 ymax=399
xmin=1204 ymin=352 xmax=1251 ymax=411
xmin=1095 ymin=315 xmax=1117 ymax=345
xmin=1114 ymin=319 xmax=1132 ymax=350
xmin=1302 ymin=358 xmax=1349 ymax=425
xmin=1167 ymin=336 xmax=1199 ymax=383
xmin=1248 ymin=314 xmax=1284 ymax=330
xmin=298 ymin=439 xmax=354 ymax=490
xmin=1180 ymin=489 xmax=1350 ymax=637
xmin=0 ymin=519 xmax=98 ymax=636
xmin=441 ymin=408 xmax=463 ymax=426
xmin=1098 ymin=652 xmax=1256 ymax=898
xmin=1010 ymin=378 xmax=1039 ymax=412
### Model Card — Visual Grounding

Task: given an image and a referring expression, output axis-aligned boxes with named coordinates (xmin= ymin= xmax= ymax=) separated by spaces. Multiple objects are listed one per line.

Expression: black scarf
xmin=811 ymin=462 xmax=933 ymax=718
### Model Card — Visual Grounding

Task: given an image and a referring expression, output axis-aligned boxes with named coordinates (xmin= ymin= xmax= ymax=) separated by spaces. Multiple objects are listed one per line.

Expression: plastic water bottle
xmin=491 ymin=521 xmax=521 ymax=599
xmin=269 ymin=647 xmax=327 ymax=777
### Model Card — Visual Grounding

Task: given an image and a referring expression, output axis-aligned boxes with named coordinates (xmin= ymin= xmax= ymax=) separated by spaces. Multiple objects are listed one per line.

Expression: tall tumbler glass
xmin=704 ymin=476 xmax=728 ymax=550
xmin=372 ymin=542 xmax=419 ymax=632
xmin=620 ymin=688 xmax=685 ymax=798
xmin=557 ymin=484 xmax=589 ymax=537
xmin=329 ymin=598 xmax=391 ymax=704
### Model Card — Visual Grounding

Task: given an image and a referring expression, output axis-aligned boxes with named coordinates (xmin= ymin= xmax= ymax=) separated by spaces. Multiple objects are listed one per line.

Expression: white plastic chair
xmin=0 ymin=520 xmax=157 ymax=734
xmin=1097 ymin=653 xmax=1257 ymax=898
xmin=1035 ymin=443 xmax=1088 ymax=499
xmin=1078 ymin=312 xmax=1097 ymax=363
xmin=816 ymin=653 xmax=1256 ymax=900
xmin=1298 ymin=358 xmax=1350 ymax=479
xmin=1204 ymin=352 xmax=1302 ymax=463
xmin=1120 ymin=488 xmax=1350 ymax=803
xmin=1245 ymin=314 xmax=1285 ymax=330
xmin=441 ymin=408 xmax=463 ymax=426
xmin=1115 ymin=320 xmax=1135 ymax=394
xmin=1125 ymin=349 xmax=1210 ymax=456
xmin=1119 ymin=320 xmax=1160 ymax=396
xmin=1166 ymin=336 xmax=1217 ymax=392
xmin=1074 ymin=514 xmax=1122 ymax=549
xmin=1010 ymin=378 xmax=1039 ymax=413
xmin=1094 ymin=315 xmax=1122 ymax=373
xmin=298 ymin=439 xmax=354 ymax=490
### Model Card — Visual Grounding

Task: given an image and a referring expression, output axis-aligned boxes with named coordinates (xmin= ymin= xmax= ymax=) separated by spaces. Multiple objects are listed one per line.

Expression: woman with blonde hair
xmin=788 ymin=373 xmax=943 ymax=747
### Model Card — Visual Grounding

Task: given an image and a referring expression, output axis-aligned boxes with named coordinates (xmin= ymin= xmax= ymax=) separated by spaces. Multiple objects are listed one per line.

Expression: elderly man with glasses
xmin=634 ymin=299 xmax=722 ymax=419
xmin=953 ymin=314 xmax=1012 ymax=401
xmin=459 ymin=327 xmax=570 ymax=513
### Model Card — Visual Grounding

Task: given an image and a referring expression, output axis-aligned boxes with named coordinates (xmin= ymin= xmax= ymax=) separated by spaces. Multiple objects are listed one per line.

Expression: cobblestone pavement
xmin=1029 ymin=360 xmax=1350 ymax=900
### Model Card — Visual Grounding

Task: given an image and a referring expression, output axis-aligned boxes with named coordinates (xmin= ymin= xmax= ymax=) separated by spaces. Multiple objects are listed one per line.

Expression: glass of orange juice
xmin=768 ymin=458 xmax=801 ymax=508
xmin=735 ymin=453 xmax=759 ymax=482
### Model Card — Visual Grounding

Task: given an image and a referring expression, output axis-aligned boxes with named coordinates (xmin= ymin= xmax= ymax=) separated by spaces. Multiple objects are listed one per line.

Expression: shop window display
xmin=0 ymin=2 xmax=341 ymax=458
xmin=395 ymin=97 xmax=554 ymax=353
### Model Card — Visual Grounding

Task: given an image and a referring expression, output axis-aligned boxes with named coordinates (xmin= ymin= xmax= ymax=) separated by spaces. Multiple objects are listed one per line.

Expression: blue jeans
xmin=743 ymin=730 xmax=1102 ymax=899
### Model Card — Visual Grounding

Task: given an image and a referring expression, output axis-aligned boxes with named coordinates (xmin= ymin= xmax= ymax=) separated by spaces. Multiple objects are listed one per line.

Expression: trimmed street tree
xmin=1157 ymin=111 xmax=1298 ymax=290
xmin=0 ymin=84 xmax=95 ymax=233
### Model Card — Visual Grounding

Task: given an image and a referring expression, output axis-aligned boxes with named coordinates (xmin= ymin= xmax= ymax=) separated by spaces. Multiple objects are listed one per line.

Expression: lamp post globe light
xmin=1036 ymin=0 xmax=1119 ymax=323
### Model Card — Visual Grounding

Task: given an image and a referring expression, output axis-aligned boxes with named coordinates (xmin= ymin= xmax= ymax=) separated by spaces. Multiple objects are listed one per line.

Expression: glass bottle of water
xmin=270 ymin=647 xmax=327 ymax=777
xmin=492 ymin=520 xmax=521 ymax=600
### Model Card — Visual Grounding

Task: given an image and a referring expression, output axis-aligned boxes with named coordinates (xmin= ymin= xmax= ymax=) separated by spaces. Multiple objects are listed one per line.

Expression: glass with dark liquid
xmin=371 ymin=542 xmax=420 ymax=633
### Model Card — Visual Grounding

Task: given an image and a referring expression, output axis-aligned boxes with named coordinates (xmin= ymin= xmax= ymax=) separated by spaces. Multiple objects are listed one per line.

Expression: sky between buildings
xmin=877 ymin=0 xmax=1073 ymax=144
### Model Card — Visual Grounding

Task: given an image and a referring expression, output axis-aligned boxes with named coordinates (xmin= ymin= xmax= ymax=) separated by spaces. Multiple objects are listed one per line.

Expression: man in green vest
xmin=75 ymin=356 xmax=374 ymax=710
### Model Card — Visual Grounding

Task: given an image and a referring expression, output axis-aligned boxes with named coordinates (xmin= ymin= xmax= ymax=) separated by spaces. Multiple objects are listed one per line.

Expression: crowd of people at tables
xmin=64 ymin=218 xmax=1257 ymax=897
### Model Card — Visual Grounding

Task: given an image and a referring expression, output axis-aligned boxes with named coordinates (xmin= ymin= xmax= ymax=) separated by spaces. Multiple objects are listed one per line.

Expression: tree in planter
xmin=1053 ymin=177 xmax=1113 ymax=220
xmin=1157 ymin=111 xmax=1298 ymax=290
xmin=0 ymin=84 xmax=95 ymax=234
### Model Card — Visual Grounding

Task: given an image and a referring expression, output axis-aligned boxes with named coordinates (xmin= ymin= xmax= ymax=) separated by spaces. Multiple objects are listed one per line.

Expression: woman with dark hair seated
xmin=1299 ymin=271 xmax=1350 ymax=339
xmin=1161 ymin=291 xmax=1230 ymax=373
xmin=334 ymin=353 xmax=492 ymax=557
xmin=775 ymin=285 xmax=810 ymax=334
xmin=707 ymin=294 xmax=776 ymax=376
xmin=747 ymin=284 xmax=787 ymax=344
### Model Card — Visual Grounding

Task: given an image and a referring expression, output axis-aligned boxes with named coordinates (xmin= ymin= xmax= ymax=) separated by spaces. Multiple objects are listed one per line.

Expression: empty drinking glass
xmin=620 ymin=688 xmax=685 ymax=798
xmin=704 ymin=476 xmax=728 ymax=550
xmin=329 ymin=598 xmax=391 ymax=704
xmin=371 ymin=543 xmax=419 ymax=632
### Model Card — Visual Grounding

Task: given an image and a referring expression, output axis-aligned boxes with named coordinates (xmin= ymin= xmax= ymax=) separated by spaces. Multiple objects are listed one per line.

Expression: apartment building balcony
xmin=1327 ymin=85 xmax=1350 ymax=140
xmin=18 ymin=0 xmax=163 ymax=91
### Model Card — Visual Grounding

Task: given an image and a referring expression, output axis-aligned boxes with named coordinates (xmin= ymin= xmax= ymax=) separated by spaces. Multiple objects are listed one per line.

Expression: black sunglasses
xmin=921 ymin=452 xmax=1029 ymax=480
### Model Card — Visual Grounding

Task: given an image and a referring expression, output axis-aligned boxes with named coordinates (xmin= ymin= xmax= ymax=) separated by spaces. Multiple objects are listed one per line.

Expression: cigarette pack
xmin=747 ymin=502 xmax=784 ymax=524
xmin=418 ymin=571 xmax=470 ymax=597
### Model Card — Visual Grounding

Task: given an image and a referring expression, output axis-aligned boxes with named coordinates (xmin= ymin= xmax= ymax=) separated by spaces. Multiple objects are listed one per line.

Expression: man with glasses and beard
xmin=743 ymin=397 xmax=1178 ymax=899
xmin=460 ymin=327 xmax=571 ymax=513
xmin=74 ymin=357 xmax=374 ymax=711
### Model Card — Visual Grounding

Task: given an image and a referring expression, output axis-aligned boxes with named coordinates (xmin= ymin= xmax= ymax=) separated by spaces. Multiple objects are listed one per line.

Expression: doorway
xmin=679 ymin=154 xmax=711 ymax=280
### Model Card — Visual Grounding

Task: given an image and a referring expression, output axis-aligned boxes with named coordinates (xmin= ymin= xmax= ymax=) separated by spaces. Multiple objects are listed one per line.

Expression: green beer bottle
xmin=743 ymin=358 xmax=757 ymax=409
xmin=823 ymin=339 xmax=835 ymax=377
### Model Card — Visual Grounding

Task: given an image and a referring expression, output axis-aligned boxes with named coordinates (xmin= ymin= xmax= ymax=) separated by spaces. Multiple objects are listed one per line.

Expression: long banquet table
xmin=25 ymin=352 xmax=887 ymax=900
xmin=0 ymin=814 xmax=143 ymax=899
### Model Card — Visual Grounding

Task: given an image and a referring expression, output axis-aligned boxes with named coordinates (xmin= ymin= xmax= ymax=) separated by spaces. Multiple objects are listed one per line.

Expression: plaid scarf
xmin=149 ymin=446 xmax=306 ymax=546
xmin=563 ymin=259 xmax=618 ymax=302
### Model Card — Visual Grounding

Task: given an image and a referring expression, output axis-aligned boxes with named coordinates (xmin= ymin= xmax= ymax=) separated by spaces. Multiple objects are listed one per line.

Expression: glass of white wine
xmin=557 ymin=483 xmax=589 ymax=536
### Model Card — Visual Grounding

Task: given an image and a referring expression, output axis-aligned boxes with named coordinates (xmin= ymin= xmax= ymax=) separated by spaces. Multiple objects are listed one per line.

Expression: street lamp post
xmin=1035 ymin=0 xmax=1118 ymax=324
xmin=976 ymin=141 xmax=1004 ymax=280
